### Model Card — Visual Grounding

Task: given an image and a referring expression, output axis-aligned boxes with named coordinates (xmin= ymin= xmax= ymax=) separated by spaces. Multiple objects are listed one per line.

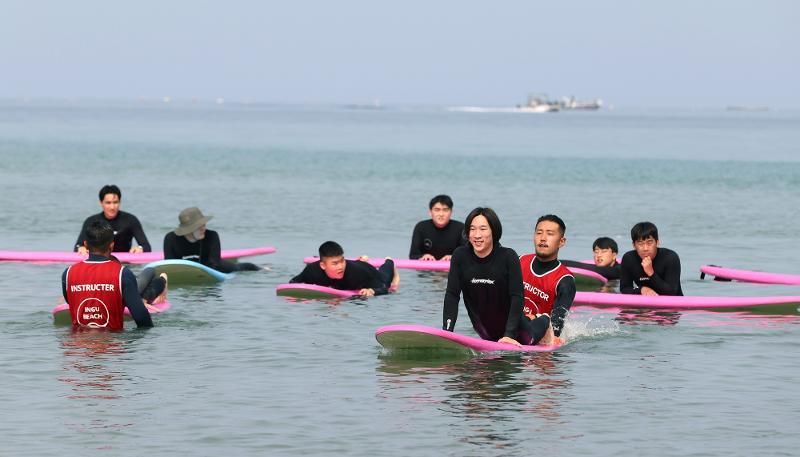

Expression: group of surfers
xmin=62 ymin=188 xmax=683 ymax=347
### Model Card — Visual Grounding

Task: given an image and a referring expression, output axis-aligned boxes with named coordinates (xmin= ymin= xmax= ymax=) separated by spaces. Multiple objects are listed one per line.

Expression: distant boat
xmin=344 ymin=99 xmax=383 ymax=110
xmin=726 ymin=106 xmax=769 ymax=112
xmin=517 ymin=94 xmax=560 ymax=113
xmin=560 ymin=96 xmax=603 ymax=110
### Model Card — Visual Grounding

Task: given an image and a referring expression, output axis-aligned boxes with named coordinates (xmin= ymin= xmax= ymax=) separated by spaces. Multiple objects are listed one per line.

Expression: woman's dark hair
xmin=429 ymin=194 xmax=454 ymax=210
xmin=630 ymin=222 xmax=659 ymax=242
xmin=464 ymin=207 xmax=502 ymax=243
xmin=98 ymin=184 xmax=121 ymax=201
xmin=318 ymin=241 xmax=344 ymax=259
xmin=592 ymin=237 xmax=618 ymax=253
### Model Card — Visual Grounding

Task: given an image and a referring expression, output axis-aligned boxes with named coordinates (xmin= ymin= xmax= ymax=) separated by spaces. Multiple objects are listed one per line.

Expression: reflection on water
xmin=377 ymin=351 xmax=573 ymax=452
xmin=615 ymin=308 xmax=682 ymax=326
xmin=57 ymin=330 xmax=144 ymax=433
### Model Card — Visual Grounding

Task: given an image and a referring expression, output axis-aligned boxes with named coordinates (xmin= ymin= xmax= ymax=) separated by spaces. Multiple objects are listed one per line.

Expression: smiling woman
xmin=442 ymin=207 xmax=527 ymax=346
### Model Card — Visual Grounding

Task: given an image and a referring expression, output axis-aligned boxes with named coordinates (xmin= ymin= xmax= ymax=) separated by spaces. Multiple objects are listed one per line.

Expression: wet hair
xmin=536 ymin=214 xmax=566 ymax=236
xmin=464 ymin=207 xmax=502 ymax=243
xmin=593 ymin=237 xmax=618 ymax=253
xmin=429 ymin=194 xmax=454 ymax=210
xmin=631 ymin=222 xmax=659 ymax=242
xmin=86 ymin=220 xmax=114 ymax=250
xmin=319 ymin=241 xmax=344 ymax=259
xmin=98 ymin=184 xmax=121 ymax=201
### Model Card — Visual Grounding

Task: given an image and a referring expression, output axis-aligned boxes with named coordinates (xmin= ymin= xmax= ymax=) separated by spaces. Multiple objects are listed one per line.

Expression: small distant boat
xmin=726 ymin=106 xmax=769 ymax=112
xmin=344 ymin=99 xmax=383 ymax=110
xmin=516 ymin=94 xmax=560 ymax=113
xmin=560 ymin=96 xmax=603 ymax=110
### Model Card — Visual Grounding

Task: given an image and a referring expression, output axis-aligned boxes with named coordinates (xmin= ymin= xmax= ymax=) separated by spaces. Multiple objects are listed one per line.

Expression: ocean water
xmin=0 ymin=100 xmax=799 ymax=456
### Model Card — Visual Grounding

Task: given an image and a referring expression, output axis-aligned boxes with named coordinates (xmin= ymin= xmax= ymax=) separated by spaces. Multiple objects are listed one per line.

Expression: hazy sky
xmin=2 ymin=1 xmax=797 ymax=107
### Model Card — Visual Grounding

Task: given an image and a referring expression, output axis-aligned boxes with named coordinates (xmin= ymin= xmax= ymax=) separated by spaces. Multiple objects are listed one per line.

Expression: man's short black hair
xmin=631 ymin=222 xmax=659 ymax=242
xmin=99 ymin=185 xmax=121 ymax=201
xmin=536 ymin=214 xmax=566 ymax=237
xmin=319 ymin=241 xmax=344 ymax=259
xmin=429 ymin=194 xmax=454 ymax=210
xmin=592 ymin=237 xmax=618 ymax=253
xmin=464 ymin=207 xmax=502 ymax=243
xmin=86 ymin=220 xmax=114 ymax=250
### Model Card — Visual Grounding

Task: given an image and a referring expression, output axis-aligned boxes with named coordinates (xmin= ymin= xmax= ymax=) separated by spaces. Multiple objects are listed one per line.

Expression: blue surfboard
xmin=144 ymin=259 xmax=234 ymax=284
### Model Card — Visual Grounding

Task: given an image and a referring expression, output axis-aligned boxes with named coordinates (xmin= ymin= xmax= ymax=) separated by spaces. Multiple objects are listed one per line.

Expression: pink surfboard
xmin=52 ymin=300 xmax=172 ymax=326
xmin=573 ymin=291 xmax=800 ymax=310
xmin=0 ymin=247 xmax=276 ymax=264
xmin=375 ymin=324 xmax=562 ymax=353
xmin=303 ymin=256 xmax=450 ymax=271
xmin=276 ymin=283 xmax=360 ymax=299
xmin=565 ymin=266 xmax=608 ymax=286
xmin=700 ymin=265 xmax=800 ymax=285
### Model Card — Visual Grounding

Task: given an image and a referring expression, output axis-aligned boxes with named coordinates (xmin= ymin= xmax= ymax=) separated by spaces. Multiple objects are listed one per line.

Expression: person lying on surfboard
xmin=562 ymin=236 xmax=621 ymax=280
xmin=163 ymin=207 xmax=261 ymax=273
xmin=409 ymin=194 xmax=467 ymax=261
xmin=61 ymin=221 xmax=154 ymax=330
xmin=620 ymin=222 xmax=683 ymax=296
xmin=519 ymin=215 xmax=576 ymax=346
xmin=290 ymin=241 xmax=399 ymax=297
xmin=442 ymin=207 xmax=528 ymax=346
xmin=74 ymin=184 xmax=151 ymax=255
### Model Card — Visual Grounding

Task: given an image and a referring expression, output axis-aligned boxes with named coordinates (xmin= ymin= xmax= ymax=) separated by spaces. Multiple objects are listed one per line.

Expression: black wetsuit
xmin=409 ymin=220 xmax=467 ymax=260
xmin=561 ymin=259 xmax=621 ymax=280
xmin=74 ymin=211 xmax=151 ymax=252
xmin=620 ymin=248 xmax=683 ymax=296
xmin=163 ymin=230 xmax=260 ymax=273
xmin=61 ymin=254 xmax=153 ymax=327
xmin=521 ymin=257 xmax=576 ymax=343
xmin=442 ymin=245 xmax=524 ymax=341
xmin=290 ymin=259 xmax=395 ymax=295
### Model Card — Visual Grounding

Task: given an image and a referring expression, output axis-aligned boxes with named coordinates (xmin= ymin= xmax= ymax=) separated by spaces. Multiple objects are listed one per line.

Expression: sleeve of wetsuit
xmin=130 ymin=215 xmax=152 ymax=252
xmin=409 ymin=222 xmax=424 ymax=259
xmin=504 ymin=249 xmax=524 ymax=339
xmin=595 ymin=265 xmax=621 ymax=280
xmin=619 ymin=253 xmax=639 ymax=294
xmin=367 ymin=264 xmax=389 ymax=296
xmin=62 ymin=268 xmax=69 ymax=302
xmin=442 ymin=250 xmax=462 ymax=331
xmin=647 ymin=252 xmax=682 ymax=296
xmin=163 ymin=233 xmax=178 ymax=259
xmin=73 ymin=217 xmax=91 ymax=251
xmin=205 ymin=231 xmax=224 ymax=269
xmin=122 ymin=268 xmax=153 ymax=327
xmin=551 ymin=276 xmax=576 ymax=337
xmin=290 ymin=264 xmax=314 ymax=283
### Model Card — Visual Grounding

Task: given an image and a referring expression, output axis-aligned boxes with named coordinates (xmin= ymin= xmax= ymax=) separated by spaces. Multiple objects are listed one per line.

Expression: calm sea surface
xmin=1 ymin=100 xmax=798 ymax=456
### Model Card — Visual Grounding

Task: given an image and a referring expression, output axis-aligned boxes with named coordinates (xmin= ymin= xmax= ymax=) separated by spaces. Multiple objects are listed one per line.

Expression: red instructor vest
xmin=520 ymin=254 xmax=573 ymax=319
xmin=65 ymin=260 xmax=125 ymax=330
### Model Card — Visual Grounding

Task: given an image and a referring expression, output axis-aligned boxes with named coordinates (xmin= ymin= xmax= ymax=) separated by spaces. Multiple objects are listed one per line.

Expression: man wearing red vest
xmin=62 ymin=220 xmax=153 ymax=330
xmin=519 ymin=215 xmax=576 ymax=345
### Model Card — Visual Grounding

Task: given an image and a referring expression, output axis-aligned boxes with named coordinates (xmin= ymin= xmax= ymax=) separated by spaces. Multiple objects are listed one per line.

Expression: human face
xmin=193 ymin=225 xmax=206 ymax=240
xmin=320 ymin=255 xmax=347 ymax=279
xmin=593 ymin=247 xmax=617 ymax=267
xmin=429 ymin=203 xmax=453 ymax=229
xmin=633 ymin=237 xmax=659 ymax=260
xmin=468 ymin=215 xmax=493 ymax=257
xmin=534 ymin=220 xmax=565 ymax=261
xmin=100 ymin=193 xmax=120 ymax=220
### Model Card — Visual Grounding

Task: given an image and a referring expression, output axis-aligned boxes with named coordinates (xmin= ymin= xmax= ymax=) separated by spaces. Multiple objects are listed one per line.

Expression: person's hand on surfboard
xmin=419 ymin=254 xmax=436 ymax=261
xmin=640 ymin=286 xmax=658 ymax=296
xmin=497 ymin=336 xmax=522 ymax=347
xmin=359 ymin=288 xmax=375 ymax=297
xmin=129 ymin=246 xmax=144 ymax=254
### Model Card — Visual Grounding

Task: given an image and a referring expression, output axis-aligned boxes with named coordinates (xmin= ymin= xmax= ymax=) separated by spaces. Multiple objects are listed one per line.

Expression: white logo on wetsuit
xmin=471 ymin=278 xmax=495 ymax=285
